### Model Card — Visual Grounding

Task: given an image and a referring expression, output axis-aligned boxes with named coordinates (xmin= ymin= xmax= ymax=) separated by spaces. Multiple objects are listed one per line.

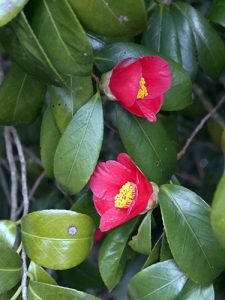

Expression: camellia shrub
xmin=0 ymin=0 xmax=225 ymax=299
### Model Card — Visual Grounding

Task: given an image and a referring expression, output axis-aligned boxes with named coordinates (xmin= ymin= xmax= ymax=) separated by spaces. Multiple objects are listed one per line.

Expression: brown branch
xmin=177 ymin=94 xmax=225 ymax=160
xmin=29 ymin=171 xmax=47 ymax=200
xmin=4 ymin=127 xmax=18 ymax=222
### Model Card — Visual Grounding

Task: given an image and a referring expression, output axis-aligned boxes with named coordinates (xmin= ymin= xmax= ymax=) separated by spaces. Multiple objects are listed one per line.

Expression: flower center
xmin=114 ymin=181 xmax=135 ymax=208
xmin=137 ymin=77 xmax=148 ymax=99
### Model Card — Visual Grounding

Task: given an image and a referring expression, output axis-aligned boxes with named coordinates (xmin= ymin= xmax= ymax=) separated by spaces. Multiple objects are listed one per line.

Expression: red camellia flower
xmin=101 ymin=56 xmax=172 ymax=122
xmin=90 ymin=153 xmax=157 ymax=232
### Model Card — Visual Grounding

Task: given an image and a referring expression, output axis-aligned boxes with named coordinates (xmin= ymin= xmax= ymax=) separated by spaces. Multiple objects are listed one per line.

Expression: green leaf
xmin=159 ymin=184 xmax=225 ymax=284
xmin=95 ymin=42 xmax=192 ymax=111
xmin=28 ymin=262 xmax=57 ymax=285
xmin=0 ymin=12 xmax=67 ymax=87
xmin=174 ymin=2 xmax=225 ymax=78
xmin=0 ymin=244 xmax=22 ymax=294
xmin=211 ymin=173 xmax=225 ymax=249
xmin=0 ymin=0 xmax=29 ymax=26
xmin=27 ymin=0 xmax=93 ymax=76
xmin=68 ymin=0 xmax=147 ymax=37
xmin=0 ymin=220 xmax=17 ymax=248
xmin=143 ymin=236 xmax=162 ymax=269
xmin=129 ymin=211 xmax=152 ymax=255
xmin=50 ymin=76 xmax=93 ymax=133
xmin=116 ymin=106 xmax=177 ymax=185
xmin=28 ymin=281 xmax=100 ymax=300
xmin=210 ymin=0 xmax=225 ymax=27
xmin=0 ymin=64 xmax=46 ymax=125
xmin=40 ymin=105 xmax=61 ymax=177
xmin=54 ymin=93 xmax=103 ymax=195
xmin=128 ymin=259 xmax=187 ymax=300
xmin=21 ymin=210 xmax=95 ymax=270
xmin=99 ymin=218 xmax=139 ymax=291
xmin=160 ymin=233 xmax=173 ymax=261
xmin=71 ymin=192 xmax=100 ymax=228
xmin=142 ymin=5 xmax=198 ymax=79
xmin=176 ymin=280 xmax=215 ymax=300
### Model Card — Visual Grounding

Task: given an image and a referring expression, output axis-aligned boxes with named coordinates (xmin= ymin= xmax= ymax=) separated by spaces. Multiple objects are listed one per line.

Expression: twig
xmin=11 ymin=128 xmax=29 ymax=300
xmin=4 ymin=127 xmax=18 ymax=221
xmin=29 ymin=171 xmax=47 ymax=200
xmin=91 ymin=73 xmax=100 ymax=83
xmin=177 ymin=95 xmax=225 ymax=160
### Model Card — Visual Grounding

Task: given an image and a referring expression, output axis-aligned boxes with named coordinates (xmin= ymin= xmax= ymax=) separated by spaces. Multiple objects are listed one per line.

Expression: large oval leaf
xmin=0 ymin=244 xmax=22 ymax=294
xmin=68 ymin=0 xmax=147 ymax=37
xmin=99 ymin=218 xmax=139 ymax=291
xmin=211 ymin=173 xmax=225 ymax=249
xmin=95 ymin=42 xmax=192 ymax=111
xmin=0 ymin=0 xmax=29 ymax=26
xmin=159 ymin=184 xmax=225 ymax=284
xmin=21 ymin=210 xmax=95 ymax=270
xmin=0 ymin=220 xmax=17 ymax=248
xmin=210 ymin=0 xmax=225 ymax=27
xmin=128 ymin=259 xmax=187 ymax=300
xmin=27 ymin=0 xmax=93 ymax=76
xmin=54 ymin=93 xmax=103 ymax=195
xmin=40 ymin=105 xmax=61 ymax=177
xmin=0 ymin=64 xmax=46 ymax=125
xmin=177 ymin=280 xmax=215 ymax=300
xmin=116 ymin=106 xmax=177 ymax=184
xmin=50 ymin=76 xmax=93 ymax=133
xmin=28 ymin=281 xmax=100 ymax=300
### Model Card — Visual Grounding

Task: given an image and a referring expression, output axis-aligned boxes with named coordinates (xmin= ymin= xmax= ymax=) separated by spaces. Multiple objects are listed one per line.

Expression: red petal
xmin=116 ymin=153 xmax=137 ymax=173
xmin=109 ymin=58 xmax=142 ymax=107
xmin=93 ymin=195 xmax=114 ymax=216
xmin=140 ymin=56 xmax=172 ymax=99
xmin=90 ymin=160 xmax=136 ymax=200
xmin=136 ymin=95 xmax=164 ymax=122
xmin=99 ymin=207 xmax=129 ymax=232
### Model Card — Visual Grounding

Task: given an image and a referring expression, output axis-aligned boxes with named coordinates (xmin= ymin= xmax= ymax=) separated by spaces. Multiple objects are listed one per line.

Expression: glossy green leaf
xmin=54 ymin=93 xmax=103 ymax=195
xmin=159 ymin=184 xmax=225 ymax=284
xmin=0 ymin=12 xmax=67 ymax=87
xmin=99 ymin=218 xmax=138 ymax=290
xmin=50 ymin=76 xmax=93 ymax=133
xmin=28 ymin=262 xmax=57 ymax=285
xmin=142 ymin=5 xmax=198 ymax=79
xmin=0 ymin=0 xmax=29 ymax=26
xmin=27 ymin=0 xmax=93 ymax=76
xmin=128 ymin=259 xmax=187 ymax=300
xmin=40 ymin=105 xmax=61 ymax=177
xmin=28 ymin=281 xmax=100 ymax=300
xmin=160 ymin=233 xmax=173 ymax=262
xmin=71 ymin=192 xmax=100 ymax=227
xmin=0 ymin=244 xmax=22 ymax=294
xmin=21 ymin=210 xmax=95 ymax=270
xmin=210 ymin=0 xmax=225 ymax=27
xmin=174 ymin=2 xmax=225 ymax=78
xmin=95 ymin=42 xmax=192 ymax=111
xmin=0 ymin=65 xmax=46 ymax=125
xmin=143 ymin=236 xmax=162 ymax=269
xmin=129 ymin=211 xmax=152 ymax=255
xmin=0 ymin=220 xmax=17 ymax=248
xmin=177 ymin=280 xmax=215 ymax=300
xmin=211 ymin=174 xmax=225 ymax=249
xmin=116 ymin=106 xmax=177 ymax=184
xmin=68 ymin=0 xmax=147 ymax=37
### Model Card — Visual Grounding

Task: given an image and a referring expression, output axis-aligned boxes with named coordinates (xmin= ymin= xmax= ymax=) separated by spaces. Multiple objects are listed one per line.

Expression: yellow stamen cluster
xmin=114 ymin=182 xmax=135 ymax=208
xmin=137 ymin=77 xmax=148 ymax=99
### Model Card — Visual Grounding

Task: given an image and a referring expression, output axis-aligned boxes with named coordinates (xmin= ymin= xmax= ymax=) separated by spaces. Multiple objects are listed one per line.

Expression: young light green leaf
xmin=54 ymin=93 xmax=103 ymax=195
xmin=99 ymin=218 xmax=139 ymax=291
xmin=116 ymin=106 xmax=177 ymax=185
xmin=28 ymin=262 xmax=57 ymax=285
xmin=95 ymin=42 xmax=192 ymax=111
xmin=159 ymin=184 xmax=225 ymax=284
xmin=0 ymin=0 xmax=29 ymax=26
xmin=68 ymin=0 xmax=147 ymax=37
xmin=0 ymin=244 xmax=22 ymax=294
xmin=129 ymin=211 xmax=152 ymax=255
xmin=28 ymin=281 xmax=100 ymax=300
xmin=0 ymin=65 xmax=46 ymax=125
xmin=0 ymin=220 xmax=17 ymax=248
xmin=21 ymin=210 xmax=95 ymax=270
xmin=40 ymin=105 xmax=61 ymax=177
xmin=128 ymin=259 xmax=187 ymax=300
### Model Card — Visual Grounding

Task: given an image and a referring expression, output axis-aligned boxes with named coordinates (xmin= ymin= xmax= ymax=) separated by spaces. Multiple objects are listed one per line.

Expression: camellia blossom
xmin=100 ymin=56 xmax=172 ymax=122
xmin=90 ymin=153 xmax=158 ymax=232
